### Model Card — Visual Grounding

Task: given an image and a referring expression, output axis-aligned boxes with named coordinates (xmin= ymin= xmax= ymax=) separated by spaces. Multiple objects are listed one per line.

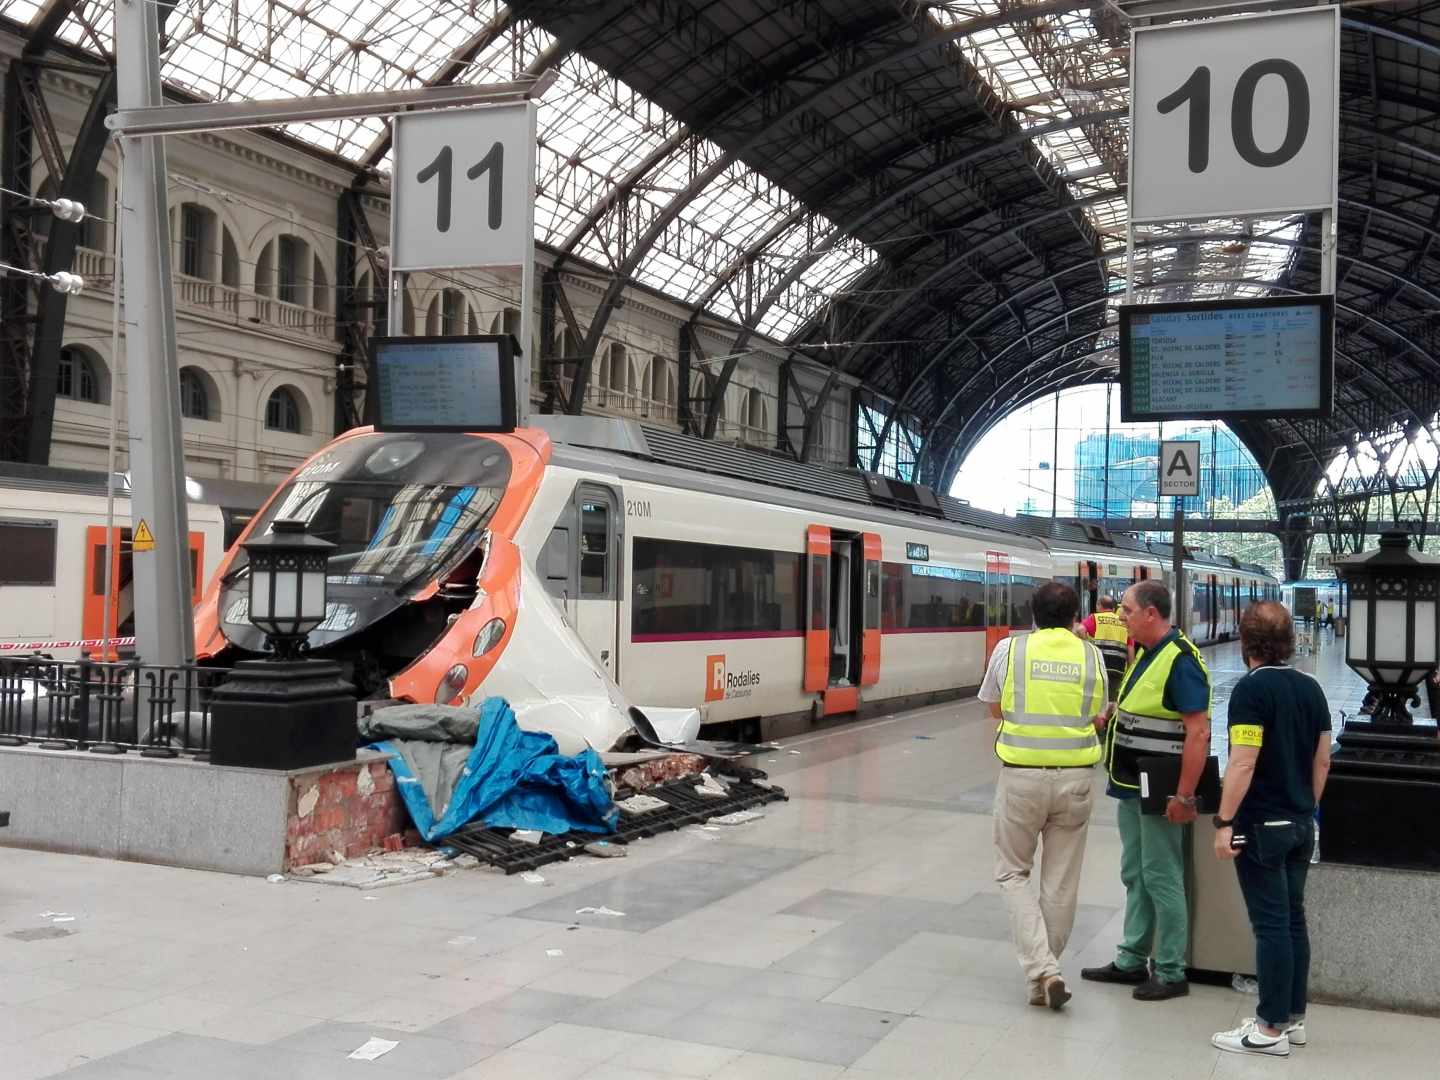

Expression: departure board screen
xmin=372 ymin=335 xmax=517 ymax=433
xmin=1119 ymin=296 xmax=1334 ymax=422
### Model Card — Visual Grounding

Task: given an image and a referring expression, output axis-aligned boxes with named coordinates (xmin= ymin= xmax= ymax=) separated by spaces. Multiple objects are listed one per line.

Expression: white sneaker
xmin=1212 ymin=1018 xmax=1290 ymax=1057
xmin=1285 ymin=1019 xmax=1307 ymax=1046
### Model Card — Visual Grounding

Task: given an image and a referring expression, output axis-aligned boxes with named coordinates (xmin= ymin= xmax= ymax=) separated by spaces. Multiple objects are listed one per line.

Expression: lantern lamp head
xmin=1334 ymin=531 xmax=1440 ymax=727
xmin=241 ymin=519 xmax=334 ymax=661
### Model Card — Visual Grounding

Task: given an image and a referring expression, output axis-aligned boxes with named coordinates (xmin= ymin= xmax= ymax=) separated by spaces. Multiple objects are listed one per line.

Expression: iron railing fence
xmin=0 ymin=657 xmax=225 ymax=756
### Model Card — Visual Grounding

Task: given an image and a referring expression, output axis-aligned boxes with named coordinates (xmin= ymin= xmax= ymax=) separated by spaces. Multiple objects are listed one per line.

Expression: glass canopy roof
xmin=0 ymin=0 xmax=1302 ymax=347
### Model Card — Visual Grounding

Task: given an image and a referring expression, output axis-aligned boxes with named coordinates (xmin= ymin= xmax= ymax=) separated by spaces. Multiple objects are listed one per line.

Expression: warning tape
xmin=0 ymin=636 xmax=136 ymax=653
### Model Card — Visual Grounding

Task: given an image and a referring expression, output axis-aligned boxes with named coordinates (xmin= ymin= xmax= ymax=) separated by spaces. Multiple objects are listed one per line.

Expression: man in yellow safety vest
xmin=1082 ymin=579 xmax=1212 ymax=1002
xmin=1081 ymin=595 xmax=1134 ymax=703
xmin=980 ymin=581 xmax=1106 ymax=1011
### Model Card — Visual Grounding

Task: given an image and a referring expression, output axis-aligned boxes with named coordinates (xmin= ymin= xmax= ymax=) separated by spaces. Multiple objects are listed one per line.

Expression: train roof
xmin=532 ymin=418 xmax=1277 ymax=580
xmin=0 ymin=462 xmax=273 ymax=512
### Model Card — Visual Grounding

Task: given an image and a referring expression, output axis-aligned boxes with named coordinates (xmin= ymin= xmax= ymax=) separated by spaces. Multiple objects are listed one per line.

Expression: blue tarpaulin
xmin=367 ymin=698 xmax=617 ymax=841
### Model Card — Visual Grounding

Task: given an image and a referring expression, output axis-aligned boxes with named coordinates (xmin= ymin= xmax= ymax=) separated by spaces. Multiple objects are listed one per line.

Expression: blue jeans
xmin=1233 ymin=817 xmax=1314 ymax=1028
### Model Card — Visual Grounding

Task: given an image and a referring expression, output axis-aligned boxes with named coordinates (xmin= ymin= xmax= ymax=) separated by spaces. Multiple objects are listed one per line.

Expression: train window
xmin=0 ymin=519 xmax=58 ymax=586
xmin=1010 ymin=575 xmax=1038 ymax=628
xmin=579 ymin=502 xmax=609 ymax=596
xmin=631 ymin=538 xmax=804 ymax=637
xmin=810 ymin=556 xmax=829 ymax=632
xmin=881 ymin=562 xmax=985 ymax=629
xmin=865 ymin=561 xmax=881 ymax=630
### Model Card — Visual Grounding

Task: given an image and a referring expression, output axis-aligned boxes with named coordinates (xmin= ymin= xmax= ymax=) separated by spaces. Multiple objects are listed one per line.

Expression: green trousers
xmin=1115 ymin=797 xmax=1189 ymax=983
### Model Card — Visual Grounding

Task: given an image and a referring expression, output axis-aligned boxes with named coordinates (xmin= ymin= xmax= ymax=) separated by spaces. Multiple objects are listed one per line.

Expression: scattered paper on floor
xmin=347 ymin=1037 xmax=399 ymax=1061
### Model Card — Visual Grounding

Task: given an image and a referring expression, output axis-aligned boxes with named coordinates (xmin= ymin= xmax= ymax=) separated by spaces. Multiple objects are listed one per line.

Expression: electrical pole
xmin=115 ymin=0 xmax=194 ymax=664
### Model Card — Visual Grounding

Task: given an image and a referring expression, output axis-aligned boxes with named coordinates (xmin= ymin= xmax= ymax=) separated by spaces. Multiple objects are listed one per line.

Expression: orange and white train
xmin=191 ymin=419 xmax=1280 ymax=748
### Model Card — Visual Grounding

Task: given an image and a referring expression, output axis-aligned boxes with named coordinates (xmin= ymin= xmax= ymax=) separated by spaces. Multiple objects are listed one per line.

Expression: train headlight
xmin=435 ymin=663 xmax=469 ymax=705
xmin=472 ymin=618 xmax=506 ymax=656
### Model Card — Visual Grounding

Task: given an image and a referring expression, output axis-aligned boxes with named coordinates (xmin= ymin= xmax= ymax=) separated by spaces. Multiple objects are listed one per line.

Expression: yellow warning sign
xmin=132 ymin=519 xmax=156 ymax=552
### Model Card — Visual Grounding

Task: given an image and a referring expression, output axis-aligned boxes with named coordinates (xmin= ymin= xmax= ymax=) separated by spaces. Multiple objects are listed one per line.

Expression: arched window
xmin=312 ymin=256 xmax=330 ymax=314
xmin=258 ymin=234 xmax=309 ymax=304
xmin=441 ymin=289 xmax=463 ymax=335
xmin=179 ymin=367 xmax=212 ymax=420
xmin=468 ymin=306 xmax=480 ymax=335
xmin=745 ymin=387 xmax=766 ymax=432
xmin=178 ymin=203 xmax=216 ymax=279
xmin=79 ymin=174 xmax=110 ymax=251
xmin=402 ymin=290 xmax=416 ymax=335
xmin=221 ymin=228 xmax=240 ymax=290
xmin=491 ymin=307 xmax=520 ymax=338
xmin=57 ymin=346 xmax=104 ymax=404
xmin=265 ymin=387 xmax=303 ymax=433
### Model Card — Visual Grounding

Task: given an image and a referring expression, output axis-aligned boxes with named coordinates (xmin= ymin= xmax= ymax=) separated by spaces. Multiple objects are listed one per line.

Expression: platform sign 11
xmin=391 ymin=103 xmax=535 ymax=272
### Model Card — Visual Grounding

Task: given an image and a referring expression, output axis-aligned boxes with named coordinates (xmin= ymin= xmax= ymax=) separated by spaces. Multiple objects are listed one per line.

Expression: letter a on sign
xmin=1158 ymin=440 xmax=1201 ymax=497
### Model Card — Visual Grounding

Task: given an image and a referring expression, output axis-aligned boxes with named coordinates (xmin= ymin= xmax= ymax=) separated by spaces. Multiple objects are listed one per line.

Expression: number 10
xmin=1157 ymin=60 xmax=1311 ymax=174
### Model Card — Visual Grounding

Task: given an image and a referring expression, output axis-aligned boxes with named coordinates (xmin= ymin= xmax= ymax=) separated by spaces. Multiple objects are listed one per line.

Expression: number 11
xmin=416 ymin=140 xmax=505 ymax=233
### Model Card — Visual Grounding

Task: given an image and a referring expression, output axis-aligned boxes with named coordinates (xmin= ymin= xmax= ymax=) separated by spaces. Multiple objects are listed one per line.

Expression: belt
xmin=1002 ymin=763 xmax=1094 ymax=770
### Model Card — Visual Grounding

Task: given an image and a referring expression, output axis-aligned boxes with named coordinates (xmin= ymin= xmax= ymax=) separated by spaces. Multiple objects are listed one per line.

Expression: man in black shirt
xmin=1210 ymin=602 xmax=1332 ymax=1058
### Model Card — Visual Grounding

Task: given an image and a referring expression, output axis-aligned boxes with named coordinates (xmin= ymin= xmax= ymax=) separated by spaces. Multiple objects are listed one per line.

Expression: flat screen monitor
xmin=371 ymin=334 xmax=517 ymax=433
xmin=1118 ymin=295 xmax=1334 ymax=422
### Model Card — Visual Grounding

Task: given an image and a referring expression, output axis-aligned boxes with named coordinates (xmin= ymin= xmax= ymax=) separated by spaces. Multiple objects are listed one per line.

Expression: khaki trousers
xmin=992 ymin=765 xmax=1096 ymax=982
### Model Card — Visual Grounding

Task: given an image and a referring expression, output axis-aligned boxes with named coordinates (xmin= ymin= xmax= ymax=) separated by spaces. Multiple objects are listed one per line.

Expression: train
xmin=0 ymin=463 xmax=267 ymax=660
xmin=190 ymin=418 xmax=1280 ymax=750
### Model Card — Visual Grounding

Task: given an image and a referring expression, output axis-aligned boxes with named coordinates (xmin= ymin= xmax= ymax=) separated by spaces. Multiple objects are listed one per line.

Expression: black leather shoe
xmin=1133 ymin=977 xmax=1190 ymax=1001
xmin=1080 ymin=961 xmax=1148 ymax=985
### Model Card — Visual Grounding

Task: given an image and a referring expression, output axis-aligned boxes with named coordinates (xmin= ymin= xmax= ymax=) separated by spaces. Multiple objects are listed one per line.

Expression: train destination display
xmin=372 ymin=334 xmax=517 ymax=432
xmin=1119 ymin=295 xmax=1334 ymax=422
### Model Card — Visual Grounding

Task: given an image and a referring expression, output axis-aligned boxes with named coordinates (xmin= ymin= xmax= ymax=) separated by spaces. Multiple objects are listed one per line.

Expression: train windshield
xmin=228 ymin=433 xmax=512 ymax=591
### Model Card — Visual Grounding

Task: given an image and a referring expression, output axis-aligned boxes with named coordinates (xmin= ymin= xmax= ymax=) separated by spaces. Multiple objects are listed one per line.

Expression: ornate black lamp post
xmin=209 ymin=520 xmax=357 ymax=770
xmin=244 ymin=520 xmax=335 ymax=660
xmin=1322 ymin=531 xmax=1440 ymax=868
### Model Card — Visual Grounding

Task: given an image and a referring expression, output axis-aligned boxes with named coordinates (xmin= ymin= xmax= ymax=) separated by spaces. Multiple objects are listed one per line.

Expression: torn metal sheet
xmin=628 ymin=708 xmax=779 ymax=760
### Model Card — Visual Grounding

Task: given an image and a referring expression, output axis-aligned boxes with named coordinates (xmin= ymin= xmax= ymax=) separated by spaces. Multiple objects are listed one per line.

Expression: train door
xmin=572 ymin=485 xmax=622 ymax=682
xmin=985 ymin=550 xmax=1011 ymax=663
xmin=804 ymin=525 xmax=878 ymax=716
xmin=82 ymin=526 xmax=206 ymax=659
xmin=1080 ymin=561 xmax=1098 ymax=618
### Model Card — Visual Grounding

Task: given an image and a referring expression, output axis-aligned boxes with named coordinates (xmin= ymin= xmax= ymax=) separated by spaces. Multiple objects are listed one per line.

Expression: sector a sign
xmin=1158 ymin=440 xmax=1201 ymax=498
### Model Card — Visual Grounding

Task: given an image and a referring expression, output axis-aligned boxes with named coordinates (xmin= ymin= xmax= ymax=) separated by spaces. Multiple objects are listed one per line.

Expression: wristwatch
xmin=1212 ymin=814 xmax=1234 ymax=829
xmin=1171 ymin=794 xmax=1196 ymax=808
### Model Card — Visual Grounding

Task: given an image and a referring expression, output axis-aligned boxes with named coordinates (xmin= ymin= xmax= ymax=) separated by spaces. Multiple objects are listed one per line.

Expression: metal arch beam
xmin=552 ymin=7 xmax=931 ymax=267
xmin=356 ymin=6 xmax=518 ymax=170
xmin=560 ymin=0 xmax=1095 ymax=412
xmin=947 ymin=337 xmax=1394 ymax=489
xmin=902 ymin=227 xmax=1440 ymax=363
xmin=835 ymin=192 xmax=1111 ymax=376
xmin=22 ymin=0 xmax=83 ymax=59
xmin=1343 ymin=18 xmax=1440 ymax=61
xmin=556 ymin=0 xmax=1093 ymax=270
xmin=1336 ymin=197 xmax=1440 ymax=251
xmin=24 ymin=67 xmax=117 ymax=463
xmin=892 ymin=231 xmax=1440 ymax=411
xmin=925 ymin=277 xmax=1436 ymax=471
xmin=689 ymin=108 xmax=1126 ymax=320
xmin=706 ymin=190 xmax=1114 ymax=442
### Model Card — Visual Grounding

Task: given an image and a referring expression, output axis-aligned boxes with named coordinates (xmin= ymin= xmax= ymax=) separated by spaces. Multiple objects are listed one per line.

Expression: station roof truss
xmin=2 ymin=0 xmax=1437 ymax=517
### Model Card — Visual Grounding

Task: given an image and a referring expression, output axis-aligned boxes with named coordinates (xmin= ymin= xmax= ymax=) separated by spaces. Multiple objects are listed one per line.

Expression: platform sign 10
xmin=1130 ymin=7 xmax=1338 ymax=223
xmin=391 ymin=103 xmax=535 ymax=272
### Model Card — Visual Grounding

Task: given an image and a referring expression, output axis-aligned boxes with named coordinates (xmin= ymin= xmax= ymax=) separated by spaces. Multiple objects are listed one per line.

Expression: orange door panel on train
xmin=984 ymin=550 xmax=1011 ymax=664
xmin=804 ymin=525 xmax=830 ymax=693
xmin=83 ymin=526 xmax=205 ymax=658
xmin=860 ymin=533 xmax=881 ymax=687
